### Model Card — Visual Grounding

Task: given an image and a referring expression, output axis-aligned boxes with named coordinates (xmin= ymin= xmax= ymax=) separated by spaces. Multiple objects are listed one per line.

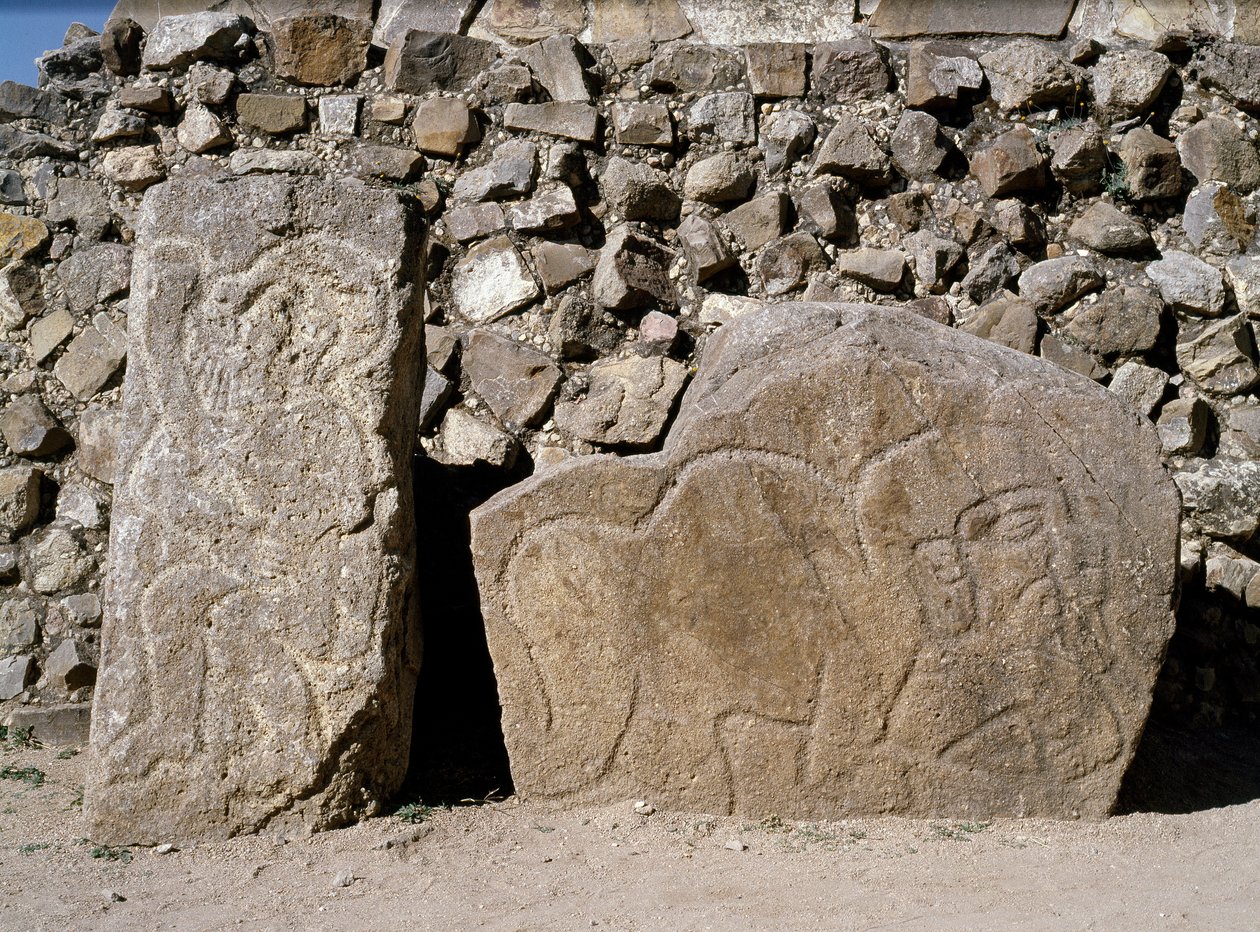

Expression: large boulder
xmin=471 ymin=303 xmax=1178 ymax=821
xmin=85 ymin=174 xmax=426 ymax=844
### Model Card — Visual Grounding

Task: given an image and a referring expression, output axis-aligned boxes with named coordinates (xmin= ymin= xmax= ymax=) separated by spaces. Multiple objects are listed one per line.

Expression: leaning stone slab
xmin=85 ymin=174 xmax=425 ymax=844
xmin=472 ymin=303 xmax=1178 ymax=821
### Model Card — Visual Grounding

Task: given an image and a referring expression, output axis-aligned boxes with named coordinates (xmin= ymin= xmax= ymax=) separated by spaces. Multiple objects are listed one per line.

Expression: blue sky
xmin=0 ymin=1 xmax=116 ymax=86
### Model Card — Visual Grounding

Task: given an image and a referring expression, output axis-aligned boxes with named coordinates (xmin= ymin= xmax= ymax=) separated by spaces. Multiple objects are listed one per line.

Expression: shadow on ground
xmin=1117 ymin=719 xmax=1260 ymax=815
xmin=401 ymin=456 xmax=519 ymax=806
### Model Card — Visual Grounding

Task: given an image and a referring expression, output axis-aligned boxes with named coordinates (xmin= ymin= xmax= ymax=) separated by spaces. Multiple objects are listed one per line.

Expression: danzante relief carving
xmin=472 ymin=305 xmax=1179 ymax=819
xmin=85 ymin=175 xmax=425 ymax=843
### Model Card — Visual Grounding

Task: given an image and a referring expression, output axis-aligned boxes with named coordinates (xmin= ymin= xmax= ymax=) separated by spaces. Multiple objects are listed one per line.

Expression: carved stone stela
xmin=85 ymin=175 xmax=425 ymax=843
xmin=472 ymin=304 xmax=1180 ymax=820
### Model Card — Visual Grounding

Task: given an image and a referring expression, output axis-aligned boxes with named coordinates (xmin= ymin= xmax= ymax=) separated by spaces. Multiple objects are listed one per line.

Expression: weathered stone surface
xmin=813 ymin=115 xmax=891 ymax=187
xmin=591 ymin=0 xmax=692 ymax=42
xmin=375 ymin=0 xmax=477 ymax=46
xmin=1091 ymin=49 xmax=1171 ymax=123
xmin=0 ymin=466 xmax=41 ymax=543
xmin=687 ymin=92 xmax=756 ymax=146
xmin=835 ymin=247 xmax=906 ymax=292
xmin=0 ymin=81 xmax=67 ymax=123
xmin=236 ymin=94 xmax=307 ymax=135
xmin=1050 ymin=122 xmax=1107 ymax=193
xmin=612 ymin=102 xmax=673 ymax=148
xmin=723 ymin=192 xmax=789 ymax=253
xmin=905 ymin=47 xmax=983 ymax=109
xmin=890 ymin=110 xmax=948 ymax=181
xmin=1176 ymin=116 xmax=1260 ymax=194
xmin=1146 ymin=250 xmax=1225 ymax=317
xmin=490 ymin=0 xmax=586 ymax=41
xmin=350 ymin=146 xmax=423 ymax=184
xmin=518 ymin=35 xmax=590 ymax=103
xmin=962 ymin=243 xmax=1024 ymax=304
xmin=92 ymin=108 xmax=148 ymax=144
xmin=1158 ymin=397 xmax=1209 ymax=456
xmin=812 ymin=39 xmax=889 ymax=102
xmin=756 ymin=233 xmax=826 ymax=295
xmin=0 ymin=171 xmax=24 ymax=207
xmin=446 ymin=203 xmax=505 ymax=243
xmin=1175 ymin=457 xmax=1260 ymax=540
xmin=602 ymin=157 xmax=679 ymax=222
xmin=57 ymin=244 xmax=132 ymax=313
xmin=533 ymin=242 xmax=594 ymax=293
xmin=76 ymin=407 xmax=122 ymax=484
xmin=229 ymin=149 xmax=322 ymax=175
xmin=101 ymin=17 xmax=143 ymax=77
xmin=905 ymin=230 xmax=964 ymax=293
xmin=759 ymin=109 xmax=816 ymax=175
xmin=1118 ymin=128 xmax=1181 ymax=201
xmin=465 ymin=330 xmax=563 ymax=429
xmin=187 ymin=62 xmax=235 ymax=105
xmin=504 ymin=102 xmax=599 ymax=143
xmin=1040 ymin=333 xmax=1107 ymax=381
xmin=452 ymin=140 xmax=536 ymax=202
xmin=86 ymin=174 xmax=425 ymax=845
xmin=592 ymin=227 xmax=676 ymax=311
xmin=677 ymin=214 xmax=734 ymax=281
xmin=684 ymin=153 xmax=753 ymax=205
xmin=1069 ymin=201 xmax=1152 ymax=255
xmin=142 ymin=13 xmax=251 ymax=71
xmin=1 ymin=395 xmax=70 ymax=457
xmin=452 ymin=235 xmax=540 ymax=323
xmin=1018 ymin=256 xmax=1103 ymax=313
xmin=507 ymin=187 xmax=580 ymax=234
xmin=1110 ymin=360 xmax=1169 ymax=416
xmin=871 ymin=0 xmax=1076 ymax=38
xmin=3 ymin=703 xmax=91 ymax=747
xmin=1193 ymin=42 xmax=1260 ymax=114
xmin=472 ymin=303 xmax=1178 ymax=820
xmin=1176 ymin=316 xmax=1260 ymax=396
xmin=54 ymin=313 xmax=129 ymax=401
xmin=318 ymin=95 xmax=360 ymax=136
xmin=177 ymin=104 xmax=232 ymax=153
xmin=548 ymin=294 xmax=618 ymax=360
xmin=0 ymin=656 xmax=34 ymax=701
xmin=1183 ymin=183 xmax=1255 ymax=257
xmin=1065 ymin=287 xmax=1163 ymax=358
xmin=972 ymin=126 xmax=1046 ymax=198
xmin=100 ymin=146 xmax=165 ymax=192
xmin=647 ymin=43 xmax=744 ymax=94
xmin=384 ymin=30 xmax=498 ymax=96
xmin=745 ymin=43 xmax=808 ymax=99
xmin=30 ymin=310 xmax=74 ymax=364
xmin=435 ymin=408 xmax=518 ymax=468
xmin=978 ymin=40 xmax=1083 ymax=111
xmin=554 ymin=355 xmax=687 ymax=447
xmin=961 ymin=293 xmax=1038 ymax=354
xmin=29 ymin=526 xmax=95 ymax=594
xmin=44 ymin=639 xmax=96 ymax=691
xmin=0 ymin=262 xmax=43 ymax=334
xmin=270 ymin=14 xmax=371 ymax=87
xmin=0 ymin=214 xmax=49 ymax=264
xmin=0 ymin=127 xmax=76 ymax=161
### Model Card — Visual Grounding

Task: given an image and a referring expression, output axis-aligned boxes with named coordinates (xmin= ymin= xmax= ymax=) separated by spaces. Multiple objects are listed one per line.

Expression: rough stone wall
xmin=2 ymin=1 xmax=1260 ymax=749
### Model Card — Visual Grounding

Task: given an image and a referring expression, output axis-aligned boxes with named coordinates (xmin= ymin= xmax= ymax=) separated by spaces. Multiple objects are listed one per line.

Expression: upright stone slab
xmin=86 ymin=175 xmax=424 ymax=843
xmin=472 ymin=303 xmax=1179 ymax=820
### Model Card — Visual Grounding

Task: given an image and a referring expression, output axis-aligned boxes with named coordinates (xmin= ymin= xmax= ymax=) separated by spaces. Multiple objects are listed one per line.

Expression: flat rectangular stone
xmin=503 ymin=102 xmax=599 ymax=142
xmin=85 ymin=174 xmax=425 ymax=844
xmin=870 ymin=0 xmax=1077 ymax=38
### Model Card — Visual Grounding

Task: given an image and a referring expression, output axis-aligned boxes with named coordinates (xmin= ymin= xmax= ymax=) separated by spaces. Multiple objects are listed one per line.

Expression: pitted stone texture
xmin=472 ymin=303 xmax=1178 ymax=821
xmin=85 ymin=175 xmax=425 ymax=845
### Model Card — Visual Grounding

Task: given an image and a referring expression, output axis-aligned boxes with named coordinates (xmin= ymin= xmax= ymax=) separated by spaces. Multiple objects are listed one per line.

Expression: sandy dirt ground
xmin=0 ymin=744 xmax=1257 ymax=932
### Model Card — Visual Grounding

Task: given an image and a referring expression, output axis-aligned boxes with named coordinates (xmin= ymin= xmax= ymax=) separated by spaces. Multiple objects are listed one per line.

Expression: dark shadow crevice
xmin=400 ymin=455 xmax=521 ymax=805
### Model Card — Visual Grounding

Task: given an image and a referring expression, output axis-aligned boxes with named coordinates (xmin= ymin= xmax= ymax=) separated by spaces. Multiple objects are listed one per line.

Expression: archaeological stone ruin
xmin=2 ymin=0 xmax=1259 ymax=839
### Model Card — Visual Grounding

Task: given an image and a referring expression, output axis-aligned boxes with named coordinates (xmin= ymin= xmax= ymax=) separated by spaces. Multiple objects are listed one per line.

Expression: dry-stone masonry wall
xmin=0 ymin=0 xmax=1258 ymax=821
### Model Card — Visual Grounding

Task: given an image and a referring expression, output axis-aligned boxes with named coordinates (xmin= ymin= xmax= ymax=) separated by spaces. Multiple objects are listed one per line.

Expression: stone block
xmin=472 ymin=303 xmax=1179 ymax=820
xmin=85 ymin=174 xmax=425 ymax=844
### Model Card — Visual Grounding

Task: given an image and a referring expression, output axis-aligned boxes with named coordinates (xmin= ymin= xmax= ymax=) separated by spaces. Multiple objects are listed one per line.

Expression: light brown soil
xmin=1 ymin=746 xmax=1257 ymax=931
